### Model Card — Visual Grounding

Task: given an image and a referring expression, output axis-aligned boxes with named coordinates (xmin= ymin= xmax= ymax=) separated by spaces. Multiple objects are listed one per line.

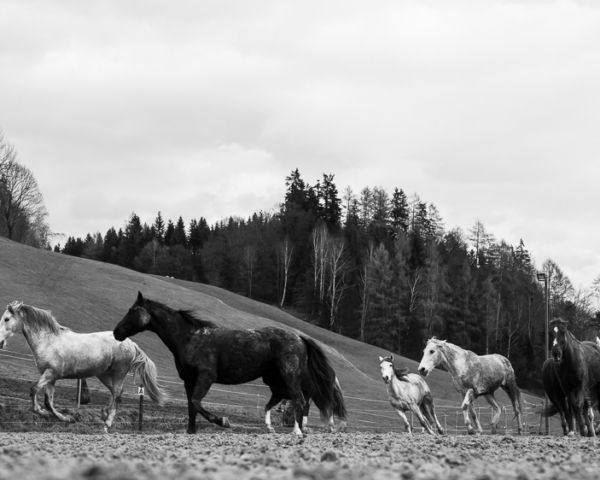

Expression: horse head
xmin=551 ymin=318 xmax=572 ymax=364
xmin=379 ymin=354 xmax=409 ymax=384
xmin=418 ymin=337 xmax=445 ymax=377
xmin=0 ymin=301 xmax=24 ymax=349
xmin=113 ymin=292 xmax=152 ymax=341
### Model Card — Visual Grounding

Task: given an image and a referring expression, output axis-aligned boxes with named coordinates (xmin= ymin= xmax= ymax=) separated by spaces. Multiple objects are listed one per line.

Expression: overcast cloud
xmin=1 ymin=0 xmax=599 ymax=289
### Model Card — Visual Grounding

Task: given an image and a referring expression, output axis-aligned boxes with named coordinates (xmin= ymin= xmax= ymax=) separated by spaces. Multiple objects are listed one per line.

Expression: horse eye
xmin=430 ymin=350 xmax=434 ymax=354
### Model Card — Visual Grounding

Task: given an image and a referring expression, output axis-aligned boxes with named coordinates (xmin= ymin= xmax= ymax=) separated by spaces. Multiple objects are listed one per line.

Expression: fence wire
xmin=0 ymin=348 xmax=554 ymax=434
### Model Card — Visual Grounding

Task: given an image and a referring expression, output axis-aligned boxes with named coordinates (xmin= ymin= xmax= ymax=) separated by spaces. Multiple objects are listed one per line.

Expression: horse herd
xmin=0 ymin=293 xmax=595 ymax=438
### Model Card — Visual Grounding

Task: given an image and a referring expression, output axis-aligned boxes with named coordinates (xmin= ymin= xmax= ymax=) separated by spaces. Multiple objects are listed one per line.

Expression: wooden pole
xmin=76 ymin=379 xmax=82 ymax=409
xmin=138 ymin=385 xmax=144 ymax=432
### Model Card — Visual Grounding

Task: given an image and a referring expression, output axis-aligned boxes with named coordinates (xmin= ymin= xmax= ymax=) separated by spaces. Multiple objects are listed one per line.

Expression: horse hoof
xmin=567 ymin=431 xmax=575 ymax=437
xmin=267 ymin=426 xmax=275 ymax=433
xmin=221 ymin=417 xmax=230 ymax=428
xmin=491 ymin=426 xmax=497 ymax=435
xmin=66 ymin=415 xmax=76 ymax=423
xmin=467 ymin=428 xmax=476 ymax=436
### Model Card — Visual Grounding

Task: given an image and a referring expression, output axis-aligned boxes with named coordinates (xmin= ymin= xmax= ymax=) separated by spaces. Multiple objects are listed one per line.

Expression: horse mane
xmin=145 ymin=298 xmax=216 ymax=329
xmin=18 ymin=304 xmax=68 ymax=335
xmin=177 ymin=309 xmax=217 ymax=329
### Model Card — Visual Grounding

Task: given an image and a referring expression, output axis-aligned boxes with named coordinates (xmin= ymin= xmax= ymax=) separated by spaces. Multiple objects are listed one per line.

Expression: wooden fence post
xmin=138 ymin=385 xmax=145 ymax=431
xmin=76 ymin=379 xmax=82 ymax=409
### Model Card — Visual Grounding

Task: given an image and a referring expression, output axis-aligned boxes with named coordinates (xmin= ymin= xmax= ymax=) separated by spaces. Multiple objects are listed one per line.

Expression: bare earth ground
xmin=0 ymin=432 xmax=597 ymax=480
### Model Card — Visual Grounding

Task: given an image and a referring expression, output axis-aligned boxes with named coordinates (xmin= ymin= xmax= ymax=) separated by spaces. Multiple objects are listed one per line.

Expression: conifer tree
xmin=153 ymin=212 xmax=165 ymax=244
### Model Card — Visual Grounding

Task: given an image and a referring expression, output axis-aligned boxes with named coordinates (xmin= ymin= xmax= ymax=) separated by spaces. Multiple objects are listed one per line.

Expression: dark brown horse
xmin=541 ymin=357 xmax=574 ymax=435
xmin=113 ymin=292 xmax=342 ymax=436
xmin=551 ymin=318 xmax=600 ymax=437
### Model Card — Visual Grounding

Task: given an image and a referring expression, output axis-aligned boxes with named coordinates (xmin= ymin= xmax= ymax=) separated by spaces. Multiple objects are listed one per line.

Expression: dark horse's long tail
xmin=333 ymin=376 xmax=348 ymax=420
xmin=302 ymin=337 xmax=347 ymax=422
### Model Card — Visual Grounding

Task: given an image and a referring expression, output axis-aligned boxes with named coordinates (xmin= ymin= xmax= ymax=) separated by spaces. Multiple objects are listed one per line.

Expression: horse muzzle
xmin=382 ymin=375 xmax=390 ymax=384
xmin=552 ymin=349 xmax=562 ymax=363
xmin=418 ymin=366 xmax=429 ymax=377
xmin=0 ymin=340 xmax=4 ymax=349
xmin=113 ymin=327 xmax=128 ymax=342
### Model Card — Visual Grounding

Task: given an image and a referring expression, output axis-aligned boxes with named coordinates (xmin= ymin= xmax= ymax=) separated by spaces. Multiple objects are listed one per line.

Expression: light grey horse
xmin=418 ymin=337 xmax=523 ymax=435
xmin=0 ymin=301 xmax=166 ymax=432
xmin=379 ymin=354 xmax=444 ymax=435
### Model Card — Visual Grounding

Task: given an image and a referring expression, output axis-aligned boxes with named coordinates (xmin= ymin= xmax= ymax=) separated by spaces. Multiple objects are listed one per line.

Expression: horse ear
xmin=378 ymin=356 xmax=383 ymax=362
xmin=137 ymin=292 xmax=145 ymax=304
xmin=390 ymin=353 xmax=394 ymax=362
xmin=8 ymin=301 xmax=23 ymax=314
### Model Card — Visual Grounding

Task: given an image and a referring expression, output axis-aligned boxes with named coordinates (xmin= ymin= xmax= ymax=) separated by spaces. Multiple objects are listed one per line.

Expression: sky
xmin=0 ymin=0 xmax=599 ymax=290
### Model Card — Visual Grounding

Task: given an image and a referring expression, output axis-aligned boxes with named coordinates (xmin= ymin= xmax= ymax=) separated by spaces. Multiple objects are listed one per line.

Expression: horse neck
xmin=19 ymin=319 xmax=53 ymax=354
xmin=438 ymin=342 xmax=470 ymax=378
xmin=562 ymin=333 xmax=582 ymax=369
xmin=146 ymin=303 xmax=195 ymax=355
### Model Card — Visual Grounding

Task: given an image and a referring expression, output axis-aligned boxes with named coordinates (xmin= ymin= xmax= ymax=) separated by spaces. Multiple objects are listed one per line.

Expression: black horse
xmin=264 ymin=374 xmax=347 ymax=433
xmin=113 ymin=292 xmax=343 ymax=436
xmin=541 ymin=357 xmax=573 ymax=435
xmin=551 ymin=318 xmax=600 ymax=437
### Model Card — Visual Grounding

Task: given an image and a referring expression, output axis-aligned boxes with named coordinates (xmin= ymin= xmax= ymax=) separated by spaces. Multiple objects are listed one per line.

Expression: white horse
xmin=379 ymin=354 xmax=444 ymax=435
xmin=0 ymin=301 xmax=166 ymax=432
xmin=418 ymin=337 xmax=523 ymax=435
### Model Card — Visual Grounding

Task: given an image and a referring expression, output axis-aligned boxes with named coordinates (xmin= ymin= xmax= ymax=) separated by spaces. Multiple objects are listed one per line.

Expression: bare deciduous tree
xmin=0 ymin=131 xmax=50 ymax=247
xmin=279 ymin=237 xmax=294 ymax=308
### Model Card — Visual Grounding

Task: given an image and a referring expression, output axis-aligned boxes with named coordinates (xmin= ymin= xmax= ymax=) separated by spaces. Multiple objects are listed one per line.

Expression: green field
xmin=0 ymin=237 xmax=550 ymax=434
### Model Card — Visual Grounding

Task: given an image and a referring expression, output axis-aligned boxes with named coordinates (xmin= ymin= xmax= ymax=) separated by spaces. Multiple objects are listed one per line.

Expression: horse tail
xmin=302 ymin=336 xmax=343 ymax=422
xmin=333 ymin=376 xmax=348 ymax=420
xmin=130 ymin=342 xmax=167 ymax=405
xmin=541 ymin=403 xmax=560 ymax=418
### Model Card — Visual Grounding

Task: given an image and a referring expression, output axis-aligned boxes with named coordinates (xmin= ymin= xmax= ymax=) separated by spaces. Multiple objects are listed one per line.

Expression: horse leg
xmin=44 ymin=382 xmax=75 ymax=423
xmin=422 ymin=396 xmax=445 ymax=435
xmin=301 ymin=401 xmax=309 ymax=433
xmin=104 ymin=371 xmax=127 ymax=432
xmin=395 ymin=409 xmax=412 ymax=434
xmin=469 ymin=404 xmax=483 ymax=433
xmin=190 ymin=374 xmax=230 ymax=429
xmin=500 ymin=380 xmax=524 ymax=435
xmin=585 ymin=399 xmax=596 ymax=438
xmin=461 ymin=389 xmax=478 ymax=435
xmin=184 ymin=379 xmax=198 ymax=434
xmin=569 ymin=392 xmax=587 ymax=436
xmin=264 ymin=393 xmax=283 ymax=433
xmin=483 ymin=393 xmax=502 ymax=434
xmin=96 ymin=373 xmax=116 ymax=433
xmin=411 ymin=404 xmax=436 ymax=435
xmin=279 ymin=356 xmax=306 ymax=436
xmin=31 ymin=370 xmax=57 ymax=419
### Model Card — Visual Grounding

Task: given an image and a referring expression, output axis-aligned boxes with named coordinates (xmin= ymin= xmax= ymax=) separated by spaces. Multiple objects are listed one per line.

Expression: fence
xmin=0 ymin=347 xmax=558 ymax=434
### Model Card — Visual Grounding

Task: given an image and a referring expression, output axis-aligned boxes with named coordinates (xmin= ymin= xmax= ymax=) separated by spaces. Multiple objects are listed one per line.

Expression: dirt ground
xmin=0 ymin=431 xmax=597 ymax=480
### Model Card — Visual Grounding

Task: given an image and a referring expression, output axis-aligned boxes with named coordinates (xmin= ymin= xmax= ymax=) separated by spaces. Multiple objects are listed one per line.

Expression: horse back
xmin=44 ymin=330 xmax=135 ymax=378
xmin=459 ymin=352 xmax=515 ymax=394
xmin=190 ymin=327 xmax=306 ymax=384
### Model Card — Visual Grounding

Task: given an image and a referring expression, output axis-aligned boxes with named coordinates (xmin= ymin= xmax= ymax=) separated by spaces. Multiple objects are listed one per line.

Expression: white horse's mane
xmin=16 ymin=303 xmax=68 ymax=335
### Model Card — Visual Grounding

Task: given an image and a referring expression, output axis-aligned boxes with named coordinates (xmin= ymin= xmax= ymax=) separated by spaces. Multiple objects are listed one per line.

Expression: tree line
xmin=56 ymin=168 xmax=600 ymax=392
xmin=0 ymin=130 xmax=51 ymax=248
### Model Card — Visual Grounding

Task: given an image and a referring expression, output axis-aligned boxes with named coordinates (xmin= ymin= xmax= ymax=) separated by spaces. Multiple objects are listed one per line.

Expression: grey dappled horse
xmin=418 ymin=338 xmax=523 ymax=435
xmin=0 ymin=301 xmax=166 ymax=432
xmin=379 ymin=354 xmax=444 ymax=435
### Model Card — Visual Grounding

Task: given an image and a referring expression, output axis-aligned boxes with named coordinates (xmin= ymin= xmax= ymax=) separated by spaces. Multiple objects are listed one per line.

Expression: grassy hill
xmin=0 ymin=237 xmax=549 ymax=434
